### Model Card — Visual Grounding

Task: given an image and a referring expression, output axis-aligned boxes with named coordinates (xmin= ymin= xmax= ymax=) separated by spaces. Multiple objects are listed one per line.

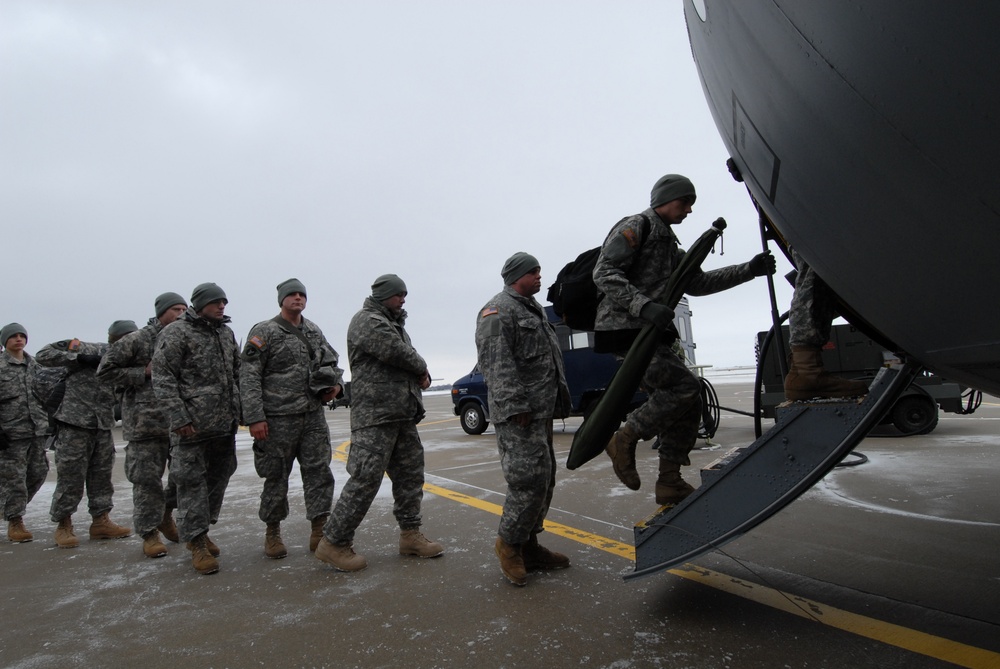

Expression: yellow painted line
xmin=331 ymin=439 xmax=999 ymax=668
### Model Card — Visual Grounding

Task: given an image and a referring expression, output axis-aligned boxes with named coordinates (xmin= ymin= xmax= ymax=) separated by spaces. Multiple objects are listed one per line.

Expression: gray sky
xmin=1 ymin=1 xmax=794 ymax=383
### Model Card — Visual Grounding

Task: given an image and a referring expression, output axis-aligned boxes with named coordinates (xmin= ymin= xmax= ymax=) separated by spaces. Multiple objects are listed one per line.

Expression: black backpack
xmin=546 ymin=214 xmax=650 ymax=331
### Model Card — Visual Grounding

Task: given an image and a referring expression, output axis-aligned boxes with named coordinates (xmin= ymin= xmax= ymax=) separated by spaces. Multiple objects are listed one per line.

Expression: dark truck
xmin=451 ymin=302 xmax=696 ymax=435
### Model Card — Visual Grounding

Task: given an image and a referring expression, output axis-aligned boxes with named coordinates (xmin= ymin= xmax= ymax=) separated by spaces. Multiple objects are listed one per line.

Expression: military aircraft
xmin=626 ymin=0 xmax=1000 ymax=578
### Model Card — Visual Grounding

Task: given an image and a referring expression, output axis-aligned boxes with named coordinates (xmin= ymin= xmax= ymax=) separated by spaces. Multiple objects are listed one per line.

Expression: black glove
xmin=0 ymin=430 xmax=8 ymax=451
xmin=749 ymin=250 xmax=777 ymax=277
xmin=639 ymin=302 xmax=675 ymax=332
xmin=77 ymin=354 xmax=103 ymax=368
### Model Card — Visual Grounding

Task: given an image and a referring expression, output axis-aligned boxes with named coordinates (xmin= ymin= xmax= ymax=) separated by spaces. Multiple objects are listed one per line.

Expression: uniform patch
xmin=481 ymin=307 xmax=499 ymax=318
xmin=67 ymin=339 xmax=81 ymax=352
xmin=621 ymin=227 xmax=641 ymax=249
xmin=248 ymin=335 xmax=267 ymax=350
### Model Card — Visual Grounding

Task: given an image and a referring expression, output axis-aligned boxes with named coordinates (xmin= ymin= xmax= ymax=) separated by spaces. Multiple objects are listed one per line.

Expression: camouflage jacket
xmin=96 ymin=318 xmax=170 ymax=441
xmin=240 ymin=315 xmax=344 ymax=423
xmin=475 ymin=286 xmax=571 ymax=423
xmin=152 ymin=308 xmax=241 ymax=440
xmin=36 ymin=339 xmax=115 ymax=430
xmin=347 ymin=297 xmax=427 ymax=429
xmin=593 ymin=208 xmax=755 ymax=332
xmin=0 ymin=351 xmax=50 ymax=439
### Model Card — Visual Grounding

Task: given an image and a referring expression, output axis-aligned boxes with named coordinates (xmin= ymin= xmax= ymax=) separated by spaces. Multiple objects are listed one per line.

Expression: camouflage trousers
xmin=495 ymin=417 xmax=556 ymax=545
xmin=788 ymin=249 xmax=836 ymax=349
xmin=125 ymin=437 xmax=177 ymax=536
xmin=253 ymin=408 xmax=334 ymax=524
xmin=171 ymin=434 xmax=237 ymax=543
xmin=324 ymin=420 xmax=424 ymax=546
xmin=624 ymin=341 xmax=701 ymax=466
xmin=0 ymin=436 xmax=49 ymax=520
xmin=48 ymin=422 xmax=116 ymax=522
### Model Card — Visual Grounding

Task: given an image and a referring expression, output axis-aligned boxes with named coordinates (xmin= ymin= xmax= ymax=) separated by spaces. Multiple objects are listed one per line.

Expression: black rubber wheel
xmin=460 ymin=402 xmax=488 ymax=435
xmin=891 ymin=394 xmax=938 ymax=435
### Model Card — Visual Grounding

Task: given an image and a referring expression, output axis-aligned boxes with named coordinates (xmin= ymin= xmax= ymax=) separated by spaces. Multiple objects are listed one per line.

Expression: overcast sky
xmin=1 ymin=1 xmax=794 ymax=383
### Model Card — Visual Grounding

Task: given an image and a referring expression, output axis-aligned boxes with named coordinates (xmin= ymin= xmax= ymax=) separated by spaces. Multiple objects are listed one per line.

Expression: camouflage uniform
xmin=324 ymin=297 xmax=428 ymax=546
xmin=593 ymin=208 xmax=756 ymax=464
xmin=788 ymin=249 xmax=835 ymax=349
xmin=475 ymin=286 xmax=570 ymax=545
xmin=241 ymin=316 xmax=343 ymax=524
xmin=152 ymin=308 xmax=240 ymax=543
xmin=0 ymin=351 xmax=51 ymax=521
xmin=36 ymin=340 xmax=118 ymax=521
xmin=96 ymin=318 xmax=178 ymax=536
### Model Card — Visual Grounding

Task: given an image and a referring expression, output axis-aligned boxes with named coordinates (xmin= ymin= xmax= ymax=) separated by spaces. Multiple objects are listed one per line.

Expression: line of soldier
xmin=0 ymin=277 xmax=443 ymax=576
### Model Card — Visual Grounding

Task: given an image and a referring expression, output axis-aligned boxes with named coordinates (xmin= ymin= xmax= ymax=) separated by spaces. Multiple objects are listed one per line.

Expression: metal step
xmin=626 ymin=362 xmax=920 ymax=580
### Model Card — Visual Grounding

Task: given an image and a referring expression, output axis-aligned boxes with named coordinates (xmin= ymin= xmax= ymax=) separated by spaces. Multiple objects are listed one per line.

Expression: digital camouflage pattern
xmin=240 ymin=316 xmax=343 ymax=422
xmin=323 ymin=297 xmax=429 ymax=545
xmin=48 ymin=423 xmax=116 ymax=522
xmin=97 ymin=319 xmax=177 ymax=535
xmin=241 ymin=316 xmax=342 ymax=524
xmin=788 ymin=249 xmax=836 ymax=349
xmin=476 ymin=285 xmax=570 ymax=545
xmin=36 ymin=340 xmax=115 ymax=430
xmin=0 ymin=351 xmax=50 ymax=439
xmin=0 ymin=351 xmax=50 ymax=520
xmin=593 ymin=208 xmax=755 ymax=333
xmin=345 ymin=297 xmax=427 ymax=429
xmin=152 ymin=308 xmax=240 ymax=543
xmin=593 ymin=208 xmax=755 ymax=464
xmin=0 ymin=435 xmax=49 ymax=521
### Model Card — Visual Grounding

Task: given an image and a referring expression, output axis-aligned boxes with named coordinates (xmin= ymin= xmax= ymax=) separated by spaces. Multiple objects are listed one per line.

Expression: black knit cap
xmin=650 ymin=174 xmax=696 ymax=209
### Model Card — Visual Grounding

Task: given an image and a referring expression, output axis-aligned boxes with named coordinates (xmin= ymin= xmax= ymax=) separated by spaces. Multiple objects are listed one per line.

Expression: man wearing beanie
xmin=475 ymin=253 xmax=571 ymax=586
xmin=315 ymin=274 xmax=443 ymax=572
xmin=97 ymin=292 xmax=188 ymax=559
xmin=37 ymin=326 xmax=134 ymax=548
xmin=241 ymin=278 xmax=344 ymax=559
xmin=152 ymin=283 xmax=240 ymax=575
xmin=0 ymin=324 xmax=51 ymax=543
xmin=593 ymin=173 xmax=776 ymax=505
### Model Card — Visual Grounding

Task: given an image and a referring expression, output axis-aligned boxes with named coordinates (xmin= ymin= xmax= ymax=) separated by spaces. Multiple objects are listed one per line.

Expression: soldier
xmin=37 ymin=321 xmax=137 ymax=548
xmin=593 ymin=174 xmax=775 ymax=505
xmin=97 ymin=292 xmax=188 ymax=558
xmin=0 ymin=323 xmax=51 ymax=543
xmin=315 ymin=274 xmax=443 ymax=572
xmin=241 ymin=278 xmax=344 ymax=559
xmin=475 ymin=253 xmax=572 ymax=586
xmin=152 ymin=283 xmax=240 ymax=575
xmin=783 ymin=250 xmax=868 ymax=400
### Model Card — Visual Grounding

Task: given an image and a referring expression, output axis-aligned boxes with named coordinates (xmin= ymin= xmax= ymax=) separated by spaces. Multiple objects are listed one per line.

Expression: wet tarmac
xmin=1 ymin=383 xmax=998 ymax=669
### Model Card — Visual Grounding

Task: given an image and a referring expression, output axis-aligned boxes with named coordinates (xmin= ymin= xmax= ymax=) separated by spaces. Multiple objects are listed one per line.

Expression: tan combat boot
xmin=315 ymin=538 xmax=367 ymax=572
xmin=54 ymin=516 xmax=79 ymax=549
xmin=185 ymin=534 xmax=221 ymax=557
xmin=142 ymin=529 xmax=167 ymax=558
xmin=494 ymin=536 xmax=527 ymax=586
xmin=522 ymin=533 xmax=570 ymax=571
xmin=309 ymin=514 xmax=328 ymax=552
xmin=8 ymin=516 xmax=33 ymax=543
xmin=158 ymin=508 xmax=179 ymax=543
xmin=89 ymin=512 xmax=132 ymax=540
xmin=784 ymin=346 xmax=869 ymax=401
xmin=605 ymin=424 xmax=641 ymax=490
xmin=189 ymin=533 xmax=219 ymax=575
xmin=655 ymin=459 xmax=695 ymax=506
xmin=264 ymin=522 xmax=287 ymax=559
xmin=399 ymin=529 xmax=444 ymax=558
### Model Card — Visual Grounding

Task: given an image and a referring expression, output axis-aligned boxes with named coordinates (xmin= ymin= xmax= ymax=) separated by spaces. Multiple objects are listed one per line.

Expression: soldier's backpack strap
xmin=271 ymin=316 xmax=314 ymax=359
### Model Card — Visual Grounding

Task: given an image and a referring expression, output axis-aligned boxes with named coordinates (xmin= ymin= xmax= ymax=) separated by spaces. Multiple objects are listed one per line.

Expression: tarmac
xmin=1 ymin=383 xmax=998 ymax=669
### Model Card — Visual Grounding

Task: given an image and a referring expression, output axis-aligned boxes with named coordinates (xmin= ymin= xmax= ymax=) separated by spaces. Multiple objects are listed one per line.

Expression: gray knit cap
xmin=371 ymin=274 xmax=407 ymax=302
xmin=501 ymin=252 xmax=540 ymax=285
xmin=154 ymin=292 xmax=188 ymax=318
xmin=108 ymin=320 xmax=139 ymax=338
xmin=277 ymin=278 xmax=307 ymax=306
xmin=191 ymin=282 xmax=228 ymax=312
xmin=1 ymin=322 xmax=27 ymax=347
xmin=650 ymin=174 xmax=696 ymax=209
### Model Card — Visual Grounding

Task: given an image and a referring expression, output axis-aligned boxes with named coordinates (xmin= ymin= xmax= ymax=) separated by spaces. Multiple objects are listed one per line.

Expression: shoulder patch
xmin=67 ymin=339 xmax=81 ymax=352
xmin=480 ymin=307 xmax=499 ymax=318
xmin=621 ymin=227 xmax=641 ymax=249
xmin=248 ymin=335 xmax=267 ymax=351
